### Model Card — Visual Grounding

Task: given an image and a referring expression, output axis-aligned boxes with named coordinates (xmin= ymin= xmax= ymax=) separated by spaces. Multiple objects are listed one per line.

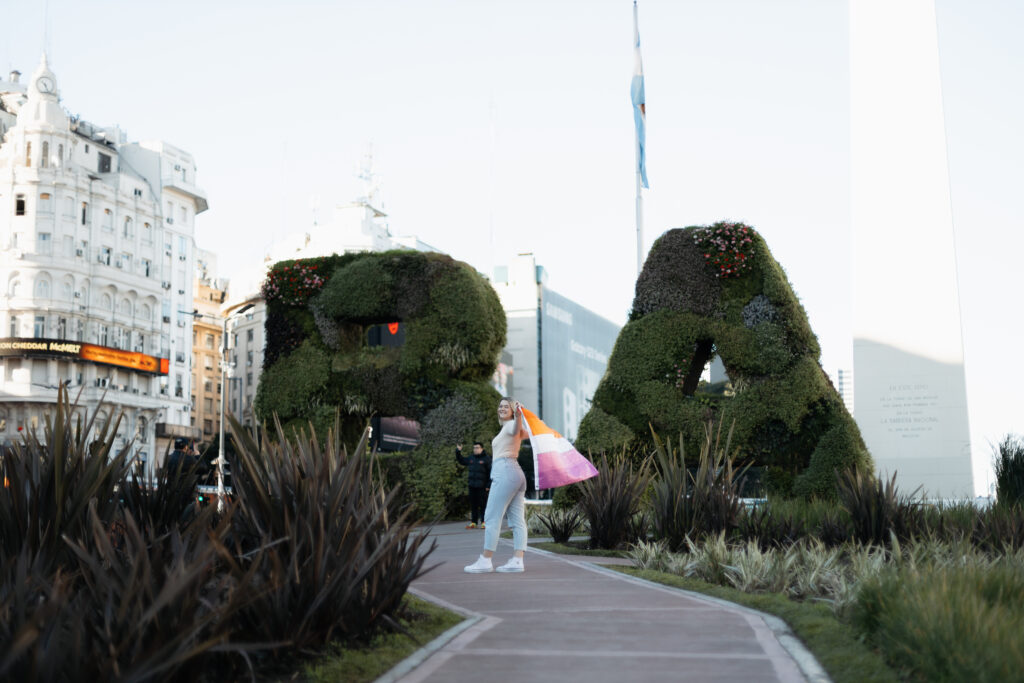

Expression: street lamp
xmin=216 ymin=302 xmax=254 ymax=512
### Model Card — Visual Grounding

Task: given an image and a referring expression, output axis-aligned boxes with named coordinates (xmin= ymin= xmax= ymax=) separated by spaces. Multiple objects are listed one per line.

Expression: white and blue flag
xmin=631 ymin=0 xmax=648 ymax=189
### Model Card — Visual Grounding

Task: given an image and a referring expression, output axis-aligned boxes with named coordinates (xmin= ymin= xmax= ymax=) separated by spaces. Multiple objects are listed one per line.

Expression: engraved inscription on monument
xmin=878 ymin=383 xmax=940 ymax=440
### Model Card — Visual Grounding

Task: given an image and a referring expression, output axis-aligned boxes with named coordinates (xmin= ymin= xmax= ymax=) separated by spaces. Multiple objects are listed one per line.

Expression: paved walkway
xmin=397 ymin=522 xmax=823 ymax=683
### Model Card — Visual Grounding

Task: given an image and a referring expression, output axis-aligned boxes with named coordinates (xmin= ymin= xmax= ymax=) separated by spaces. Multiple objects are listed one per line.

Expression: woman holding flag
xmin=464 ymin=397 xmax=529 ymax=573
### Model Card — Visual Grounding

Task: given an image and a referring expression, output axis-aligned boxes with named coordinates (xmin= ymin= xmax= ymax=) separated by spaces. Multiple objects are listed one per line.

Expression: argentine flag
xmin=519 ymin=406 xmax=599 ymax=490
xmin=632 ymin=1 xmax=649 ymax=189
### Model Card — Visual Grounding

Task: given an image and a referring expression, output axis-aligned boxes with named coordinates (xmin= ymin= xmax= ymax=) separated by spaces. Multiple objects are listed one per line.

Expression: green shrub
xmin=579 ymin=223 xmax=871 ymax=498
xmin=994 ymin=434 xmax=1024 ymax=506
xmin=851 ymin=563 xmax=1024 ymax=682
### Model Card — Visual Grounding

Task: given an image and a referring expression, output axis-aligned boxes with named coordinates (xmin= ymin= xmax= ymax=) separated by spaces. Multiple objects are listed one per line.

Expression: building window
xmin=205 ymin=334 xmax=214 ymax=349
xmin=38 ymin=192 xmax=52 ymax=213
xmin=100 ymin=246 xmax=111 ymax=265
xmin=180 ymin=206 xmax=187 ymax=224
xmin=122 ymin=217 xmax=133 ymax=238
xmin=246 ymin=372 xmax=253 ymax=386
xmin=9 ymin=316 xmax=18 ymax=336
xmin=102 ymin=208 xmax=112 ymax=230
xmin=204 ymin=356 xmax=214 ymax=370
xmin=63 ymin=196 xmax=74 ymax=217
xmin=74 ymin=320 xmax=83 ymax=341
xmin=203 ymin=419 xmax=213 ymax=434
xmin=34 ymin=278 xmax=49 ymax=298
xmin=178 ymin=236 xmax=187 ymax=254
xmin=15 ymin=194 xmax=25 ymax=216
xmin=57 ymin=318 xmax=67 ymax=339
xmin=25 ymin=141 xmax=31 ymax=167
xmin=37 ymin=233 xmax=51 ymax=255
xmin=203 ymin=379 xmax=213 ymax=393
xmin=143 ymin=222 xmax=152 ymax=242
xmin=216 ymin=382 xmax=221 ymax=394
xmin=141 ymin=258 xmax=151 ymax=277
xmin=98 ymin=325 xmax=108 ymax=346
xmin=97 ymin=152 xmax=111 ymax=173
xmin=246 ymin=350 xmax=253 ymax=366
xmin=81 ymin=202 xmax=89 ymax=225
xmin=175 ymin=374 xmax=183 ymax=397
xmin=135 ymin=334 xmax=144 ymax=353
xmin=57 ymin=144 xmax=63 ymax=166
xmin=119 ymin=253 xmax=131 ymax=270
xmin=203 ymin=398 xmax=213 ymax=412
xmin=41 ymin=141 xmax=49 ymax=168
xmin=33 ymin=315 xmax=45 ymax=338
xmin=247 ymin=329 xmax=254 ymax=342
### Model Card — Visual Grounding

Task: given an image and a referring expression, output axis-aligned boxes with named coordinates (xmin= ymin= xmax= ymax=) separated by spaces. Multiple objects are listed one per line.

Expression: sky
xmin=3 ymin=0 xmax=1022 ymax=494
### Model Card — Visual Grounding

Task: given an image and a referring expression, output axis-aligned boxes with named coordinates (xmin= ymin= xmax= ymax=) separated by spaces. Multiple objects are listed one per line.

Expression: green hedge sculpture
xmin=255 ymin=250 xmax=505 ymax=517
xmin=576 ymin=222 xmax=872 ymax=497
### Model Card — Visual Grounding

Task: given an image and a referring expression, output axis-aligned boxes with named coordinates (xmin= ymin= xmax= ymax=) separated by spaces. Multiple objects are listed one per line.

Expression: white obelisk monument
xmin=851 ymin=0 xmax=974 ymax=498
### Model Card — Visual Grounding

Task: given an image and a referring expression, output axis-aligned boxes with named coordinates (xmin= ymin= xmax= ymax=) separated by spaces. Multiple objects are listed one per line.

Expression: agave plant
xmin=837 ymin=468 xmax=922 ymax=547
xmin=577 ymin=452 xmax=651 ymax=550
xmin=0 ymin=386 xmax=132 ymax=571
xmin=535 ymin=507 xmax=585 ymax=544
xmin=225 ymin=412 xmax=439 ymax=652
xmin=649 ymin=420 xmax=749 ymax=550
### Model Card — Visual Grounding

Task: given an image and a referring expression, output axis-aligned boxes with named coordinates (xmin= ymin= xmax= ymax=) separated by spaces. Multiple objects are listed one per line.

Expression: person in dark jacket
xmin=165 ymin=437 xmax=199 ymax=474
xmin=456 ymin=442 xmax=492 ymax=529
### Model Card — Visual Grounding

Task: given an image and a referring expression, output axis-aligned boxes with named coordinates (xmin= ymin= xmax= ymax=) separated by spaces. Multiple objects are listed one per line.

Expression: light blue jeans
xmin=483 ymin=457 xmax=527 ymax=552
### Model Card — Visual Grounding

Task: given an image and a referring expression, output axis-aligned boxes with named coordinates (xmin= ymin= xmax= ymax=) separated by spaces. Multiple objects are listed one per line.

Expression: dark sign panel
xmin=370 ymin=415 xmax=421 ymax=452
xmin=0 ymin=338 xmax=169 ymax=375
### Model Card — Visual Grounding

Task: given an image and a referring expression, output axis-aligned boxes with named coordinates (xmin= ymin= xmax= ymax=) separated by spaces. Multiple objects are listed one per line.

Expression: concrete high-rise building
xmin=851 ymin=1 xmax=974 ymax=497
xmin=491 ymin=254 xmax=620 ymax=443
xmin=0 ymin=55 xmax=207 ymax=478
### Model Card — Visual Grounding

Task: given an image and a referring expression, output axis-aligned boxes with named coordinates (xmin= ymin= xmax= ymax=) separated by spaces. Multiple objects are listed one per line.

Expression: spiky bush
xmin=578 ymin=454 xmax=651 ymax=550
xmin=535 ymin=507 xmax=585 ymax=543
xmin=994 ymin=434 xmax=1024 ymax=506
xmin=225 ymin=414 xmax=438 ymax=653
xmin=649 ymin=421 xmax=749 ymax=550
xmin=0 ymin=390 xmax=439 ymax=679
xmin=837 ymin=469 xmax=923 ymax=546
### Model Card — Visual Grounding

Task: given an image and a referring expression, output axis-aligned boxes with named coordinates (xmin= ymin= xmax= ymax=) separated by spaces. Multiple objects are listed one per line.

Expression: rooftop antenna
xmin=44 ymin=0 xmax=52 ymax=58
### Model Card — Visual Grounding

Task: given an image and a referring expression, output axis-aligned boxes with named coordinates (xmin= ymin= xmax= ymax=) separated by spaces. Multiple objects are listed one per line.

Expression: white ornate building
xmin=0 ymin=55 xmax=208 ymax=478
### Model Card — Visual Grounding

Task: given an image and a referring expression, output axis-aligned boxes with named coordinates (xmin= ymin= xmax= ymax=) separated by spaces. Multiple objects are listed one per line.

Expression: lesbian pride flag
xmin=519 ymin=406 xmax=599 ymax=490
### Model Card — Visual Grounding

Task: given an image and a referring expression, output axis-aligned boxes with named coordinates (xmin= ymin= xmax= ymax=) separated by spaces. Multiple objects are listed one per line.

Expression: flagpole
xmin=632 ymin=0 xmax=646 ymax=277
xmin=636 ymin=163 xmax=643 ymax=275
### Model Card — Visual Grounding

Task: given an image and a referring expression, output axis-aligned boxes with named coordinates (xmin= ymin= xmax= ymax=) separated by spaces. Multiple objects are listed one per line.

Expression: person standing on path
xmin=455 ymin=441 xmax=491 ymax=529
xmin=465 ymin=397 xmax=529 ymax=574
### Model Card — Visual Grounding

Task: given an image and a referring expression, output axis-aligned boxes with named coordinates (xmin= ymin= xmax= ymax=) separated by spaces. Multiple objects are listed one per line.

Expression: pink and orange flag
xmin=519 ymin=406 xmax=599 ymax=490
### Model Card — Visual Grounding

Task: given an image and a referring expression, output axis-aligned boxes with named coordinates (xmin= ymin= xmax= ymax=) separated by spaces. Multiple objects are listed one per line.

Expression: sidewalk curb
xmin=373 ymin=588 xmax=484 ymax=683
xmin=526 ymin=546 xmax=831 ymax=683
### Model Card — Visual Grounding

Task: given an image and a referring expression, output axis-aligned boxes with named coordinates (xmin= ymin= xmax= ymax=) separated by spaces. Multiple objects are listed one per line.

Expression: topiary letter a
xmin=576 ymin=222 xmax=872 ymax=498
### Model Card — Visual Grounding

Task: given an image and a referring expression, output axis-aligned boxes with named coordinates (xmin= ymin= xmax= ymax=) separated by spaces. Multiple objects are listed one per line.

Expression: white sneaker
xmin=464 ymin=555 xmax=494 ymax=573
xmin=496 ymin=557 xmax=525 ymax=573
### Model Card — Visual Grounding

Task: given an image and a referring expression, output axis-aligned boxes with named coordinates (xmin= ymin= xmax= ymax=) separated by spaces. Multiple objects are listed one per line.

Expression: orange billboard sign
xmin=0 ymin=338 xmax=168 ymax=375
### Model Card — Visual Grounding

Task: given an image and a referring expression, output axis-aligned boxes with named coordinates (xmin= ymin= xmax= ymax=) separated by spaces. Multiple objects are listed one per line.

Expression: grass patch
xmin=612 ymin=567 xmax=898 ymax=683
xmin=304 ymin=595 xmax=465 ymax=683
xmin=531 ymin=541 xmax=631 ymax=558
